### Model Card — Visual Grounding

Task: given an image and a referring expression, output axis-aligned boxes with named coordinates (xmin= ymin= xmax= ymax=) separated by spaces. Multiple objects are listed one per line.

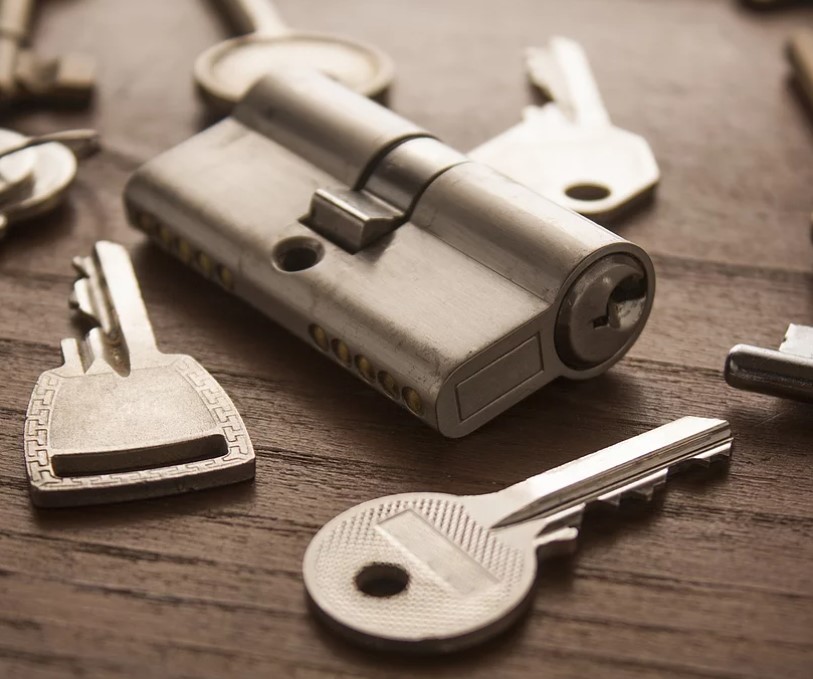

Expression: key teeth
xmin=71 ymin=255 xmax=90 ymax=278
xmin=594 ymin=441 xmax=731 ymax=510
xmin=83 ymin=327 xmax=109 ymax=372
xmin=598 ymin=470 xmax=668 ymax=508
xmin=70 ymin=277 xmax=101 ymax=327
xmin=60 ymin=337 xmax=83 ymax=371
xmin=535 ymin=526 xmax=580 ymax=559
xmin=689 ymin=442 xmax=733 ymax=466
xmin=524 ymin=47 xmax=556 ymax=100
xmin=596 ymin=493 xmax=621 ymax=508
xmin=626 ymin=484 xmax=658 ymax=502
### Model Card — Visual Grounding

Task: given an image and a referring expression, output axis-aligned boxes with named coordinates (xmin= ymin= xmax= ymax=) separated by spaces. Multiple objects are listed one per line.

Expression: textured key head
xmin=25 ymin=355 xmax=255 ymax=507
xmin=23 ymin=242 xmax=255 ymax=507
xmin=303 ymin=492 xmax=538 ymax=652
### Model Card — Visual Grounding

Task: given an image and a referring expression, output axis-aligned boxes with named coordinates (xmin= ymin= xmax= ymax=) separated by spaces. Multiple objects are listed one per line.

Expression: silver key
xmin=0 ymin=0 xmax=95 ymax=108
xmin=787 ymin=30 xmax=813 ymax=119
xmin=0 ymin=129 xmax=37 ymax=205
xmin=725 ymin=323 xmax=813 ymax=402
xmin=0 ymin=0 xmax=33 ymax=99
xmin=303 ymin=416 xmax=732 ymax=652
xmin=194 ymin=0 xmax=393 ymax=112
xmin=0 ymin=128 xmax=99 ymax=160
xmin=23 ymin=241 xmax=255 ymax=507
xmin=0 ymin=127 xmax=100 ymax=239
xmin=470 ymin=37 xmax=660 ymax=222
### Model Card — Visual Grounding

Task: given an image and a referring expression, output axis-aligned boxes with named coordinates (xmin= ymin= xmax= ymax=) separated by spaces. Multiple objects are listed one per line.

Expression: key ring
xmin=0 ymin=128 xmax=99 ymax=238
xmin=194 ymin=0 xmax=395 ymax=113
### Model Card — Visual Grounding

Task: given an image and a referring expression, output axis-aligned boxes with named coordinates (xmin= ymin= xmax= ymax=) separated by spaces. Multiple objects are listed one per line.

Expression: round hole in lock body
xmin=273 ymin=237 xmax=324 ymax=272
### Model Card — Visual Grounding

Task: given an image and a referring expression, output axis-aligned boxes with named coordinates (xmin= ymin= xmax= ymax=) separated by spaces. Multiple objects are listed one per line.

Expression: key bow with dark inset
xmin=23 ymin=241 xmax=255 ymax=507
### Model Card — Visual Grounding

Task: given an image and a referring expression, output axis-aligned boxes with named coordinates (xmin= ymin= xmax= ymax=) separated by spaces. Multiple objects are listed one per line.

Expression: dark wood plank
xmin=0 ymin=1 xmax=811 ymax=678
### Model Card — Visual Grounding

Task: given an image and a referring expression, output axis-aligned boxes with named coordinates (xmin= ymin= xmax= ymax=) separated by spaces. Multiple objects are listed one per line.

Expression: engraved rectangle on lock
xmin=455 ymin=335 xmax=544 ymax=421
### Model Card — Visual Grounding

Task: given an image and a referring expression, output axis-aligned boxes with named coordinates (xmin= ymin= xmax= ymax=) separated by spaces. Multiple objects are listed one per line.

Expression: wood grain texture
xmin=1 ymin=0 xmax=812 ymax=677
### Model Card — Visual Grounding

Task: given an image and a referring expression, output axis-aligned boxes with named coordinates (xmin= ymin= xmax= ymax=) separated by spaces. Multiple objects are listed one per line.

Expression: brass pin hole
xmin=196 ymin=250 xmax=214 ymax=277
xmin=177 ymin=239 xmax=194 ymax=265
xmin=309 ymin=325 xmax=329 ymax=352
xmin=402 ymin=387 xmax=424 ymax=415
xmin=378 ymin=371 xmax=399 ymax=399
xmin=158 ymin=224 xmax=176 ymax=251
xmin=137 ymin=211 xmax=158 ymax=235
xmin=216 ymin=264 xmax=234 ymax=290
xmin=331 ymin=339 xmax=351 ymax=365
xmin=355 ymin=354 xmax=376 ymax=382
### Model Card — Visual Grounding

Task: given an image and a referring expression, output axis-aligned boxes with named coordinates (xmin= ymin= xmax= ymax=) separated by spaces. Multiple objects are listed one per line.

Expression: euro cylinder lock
xmin=125 ymin=68 xmax=654 ymax=437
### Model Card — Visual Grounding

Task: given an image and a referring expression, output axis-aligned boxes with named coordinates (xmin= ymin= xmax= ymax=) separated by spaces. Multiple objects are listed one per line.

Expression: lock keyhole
xmin=591 ymin=274 xmax=647 ymax=330
xmin=555 ymin=254 xmax=652 ymax=370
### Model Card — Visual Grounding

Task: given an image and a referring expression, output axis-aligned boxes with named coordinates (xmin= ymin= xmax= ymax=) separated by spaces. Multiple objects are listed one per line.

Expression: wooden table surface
xmin=1 ymin=1 xmax=812 ymax=677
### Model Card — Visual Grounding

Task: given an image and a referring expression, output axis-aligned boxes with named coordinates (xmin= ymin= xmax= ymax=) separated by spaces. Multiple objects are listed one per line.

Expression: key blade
xmin=0 ymin=0 xmax=35 ymax=40
xmin=787 ymin=30 xmax=813 ymax=115
xmin=691 ymin=440 xmax=732 ymax=464
xmin=94 ymin=241 xmax=159 ymax=361
xmin=491 ymin=417 xmax=732 ymax=529
xmin=526 ymin=37 xmax=610 ymax=127
xmin=13 ymin=51 xmax=96 ymax=104
xmin=69 ymin=274 xmax=112 ymax=332
xmin=779 ymin=323 xmax=813 ymax=360
xmin=71 ymin=242 xmax=160 ymax=371
xmin=525 ymin=47 xmax=567 ymax=106
xmin=598 ymin=468 xmax=668 ymax=504
xmin=0 ymin=129 xmax=101 ymax=161
xmin=214 ymin=0 xmax=290 ymax=36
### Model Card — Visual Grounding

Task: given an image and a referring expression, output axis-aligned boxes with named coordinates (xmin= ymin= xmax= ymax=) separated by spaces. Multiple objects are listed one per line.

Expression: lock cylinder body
xmin=124 ymin=69 xmax=655 ymax=437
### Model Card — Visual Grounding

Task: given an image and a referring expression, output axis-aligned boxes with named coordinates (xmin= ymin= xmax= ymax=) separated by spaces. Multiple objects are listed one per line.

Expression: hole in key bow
xmin=355 ymin=563 xmax=409 ymax=598
xmin=565 ymin=183 xmax=611 ymax=201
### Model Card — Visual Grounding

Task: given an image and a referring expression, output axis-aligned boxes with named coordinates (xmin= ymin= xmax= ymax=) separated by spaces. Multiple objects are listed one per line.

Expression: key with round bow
xmin=303 ymin=416 xmax=732 ymax=653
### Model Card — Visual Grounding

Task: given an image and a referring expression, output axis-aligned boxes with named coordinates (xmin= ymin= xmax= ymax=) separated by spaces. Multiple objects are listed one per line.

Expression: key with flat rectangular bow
xmin=0 ymin=0 xmax=95 ymax=108
xmin=23 ymin=241 xmax=255 ymax=507
xmin=470 ymin=36 xmax=660 ymax=222
xmin=303 ymin=416 xmax=732 ymax=653
xmin=725 ymin=323 xmax=813 ymax=402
